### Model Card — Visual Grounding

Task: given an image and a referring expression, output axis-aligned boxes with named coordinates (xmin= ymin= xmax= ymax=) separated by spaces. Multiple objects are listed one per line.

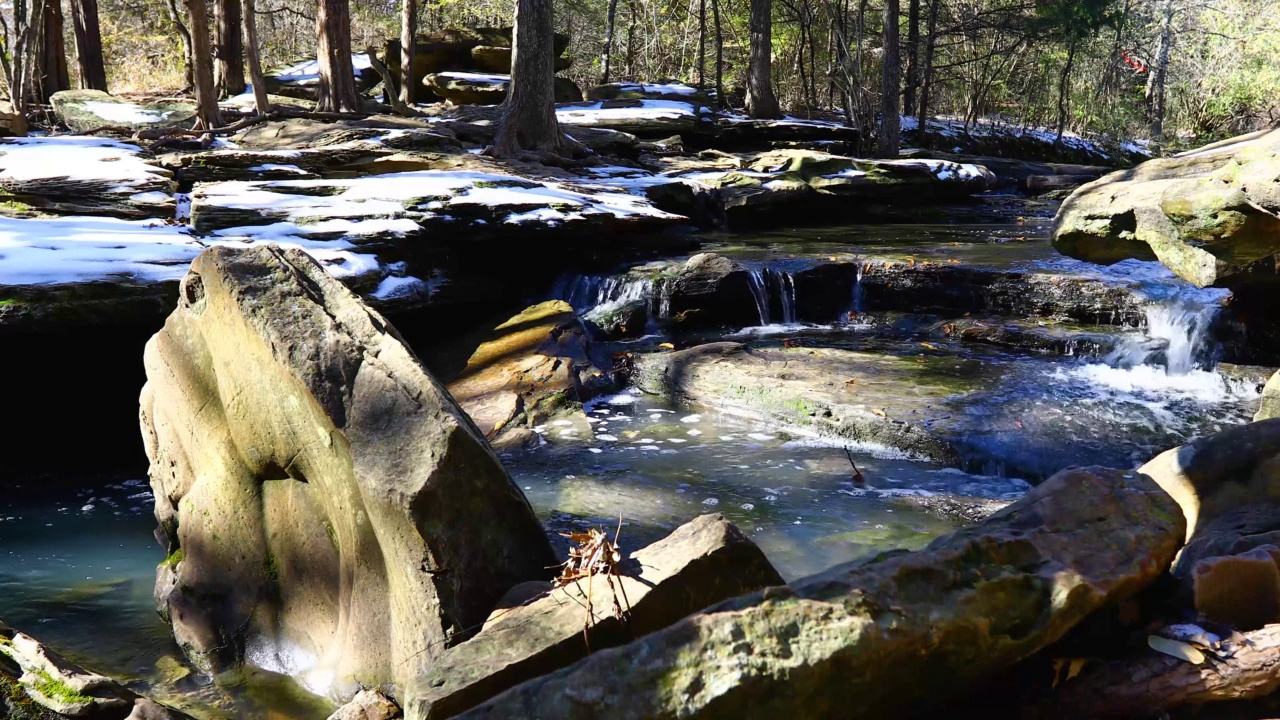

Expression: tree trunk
xmin=1055 ymin=39 xmax=1077 ymax=143
xmin=877 ymin=0 xmax=900 ymax=158
xmin=903 ymin=0 xmax=919 ymax=117
xmin=916 ymin=0 xmax=939 ymax=147
xmin=316 ymin=0 xmax=359 ymax=113
xmin=68 ymin=0 xmax=106 ymax=90
xmin=213 ymin=0 xmax=245 ymax=98
xmin=601 ymin=0 xmax=619 ymax=83
xmin=165 ymin=0 xmax=195 ymax=91
xmin=745 ymin=0 xmax=780 ymax=118
xmin=40 ymin=0 xmax=70 ymax=102
xmin=1146 ymin=0 xmax=1175 ymax=140
xmin=241 ymin=0 xmax=271 ymax=113
xmin=712 ymin=0 xmax=724 ymax=108
xmin=186 ymin=0 xmax=222 ymax=128
xmin=493 ymin=0 xmax=579 ymax=158
xmin=698 ymin=0 xmax=706 ymax=88
xmin=400 ymin=0 xmax=417 ymax=104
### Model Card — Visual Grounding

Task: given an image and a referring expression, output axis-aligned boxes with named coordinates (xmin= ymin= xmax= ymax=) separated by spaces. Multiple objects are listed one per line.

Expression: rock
xmin=903 ymin=116 xmax=1144 ymax=165
xmin=0 ymin=136 xmax=175 ymax=219
xmin=1025 ymin=174 xmax=1091 ymax=194
xmin=709 ymin=115 xmax=860 ymax=152
xmin=1192 ymin=546 xmax=1280 ymax=630
xmin=586 ymin=81 xmax=711 ymax=104
xmin=1138 ymin=418 xmax=1280 ymax=550
xmin=139 ymin=245 xmax=557 ymax=698
xmin=50 ymin=90 xmax=197 ymax=133
xmin=901 ymin=150 xmax=1110 ymax=190
xmin=457 ymin=466 xmax=1185 ymax=719
xmin=0 ymin=620 xmax=192 ymax=719
xmin=444 ymin=300 xmax=612 ymax=447
xmin=327 ymin=690 xmax=401 ymax=720
xmin=383 ymin=28 xmax=569 ymax=98
xmin=425 ymin=72 xmax=582 ymax=105
xmin=661 ymin=253 xmax=760 ymax=329
xmin=469 ymin=45 xmax=571 ymax=74
xmin=405 ymin=514 xmax=783 ymax=719
xmin=0 ymin=111 xmax=27 ymax=137
xmin=1255 ymin=370 xmax=1280 ymax=421
xmin=556 ymin=99 xmax=701 ymax=137
xmin=1052 ymin=128 xmax=1280 ymax=291
xmin=189 ymin=169 xmax=685 ymax=242
xmin=263 ymin=53 xmax=380 ymax=101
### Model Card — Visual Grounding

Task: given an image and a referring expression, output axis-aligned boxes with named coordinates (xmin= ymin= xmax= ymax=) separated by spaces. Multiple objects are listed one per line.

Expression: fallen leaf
xmin=844 ymin=378 xmax=857 ymax=386
xmin=948 ymin=259 xmax=961 ymax=264
xmin=658 ymin=342 xmax=675 ymax=350
xmin=921 ymin=342 xmax=939 ymax=350
xmin=870 ymin=408 xmax=887 ymax=418
xmin=1148 ymin=636 xmax=1206 ymax=664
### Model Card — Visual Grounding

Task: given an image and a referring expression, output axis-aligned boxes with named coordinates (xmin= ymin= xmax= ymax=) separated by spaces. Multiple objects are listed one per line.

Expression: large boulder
xmin=1052 ymin=128 xmax=1280 ymax=290
xmin=457 ymin=466 xmax=1185 ymax=719
xmin=445 ymin=300 xmax=612 ymax=448
xmin=383 ymin=28 xmax=570 ymax=97
xmin=1256 ymin=370 xmax=1280 ymax=421
xmin=139 ymin=245 xmax=557 ymax=699
xmin=424 ymin=72 xmax=582 ymax=105
xmin=0 ymin=136 xmax=175 ymax=219
xmin=50 ymin=89 xmax=196 ymax=133
xmin=405 ymin=514 xmax=784 ymax=719
xmin=0 ymin=620 xmax=192 ymax=719
xmin=586 ymin=81 xmax=711 ymax=105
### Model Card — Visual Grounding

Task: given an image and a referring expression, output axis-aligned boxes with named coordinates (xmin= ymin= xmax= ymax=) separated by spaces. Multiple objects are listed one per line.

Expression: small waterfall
xmin=554 ymin=273 xmax=655 ymax=316
xmin=774 ymin=270 xmax=797 ymax=325
xmin=746 ymin=268 xmax=770 ymax=325
xmin=1105 ymin=292 xmax=1222 ymax=374
xmin=850 ymin=263 xmax=865 ymax=315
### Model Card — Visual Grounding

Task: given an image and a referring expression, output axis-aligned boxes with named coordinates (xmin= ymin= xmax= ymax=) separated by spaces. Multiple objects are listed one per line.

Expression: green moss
xmin=30 ymin=669 xmax=94 ymax=706
xmin=0 ymin=298 xmax=17 ymax=306
xmin=161 ymin=548 xmax=184 ymax=568
xmin=264 ymin=552 xmax=280 ymax=583
xmin=322 ymin=522 xmax=338 ymax=551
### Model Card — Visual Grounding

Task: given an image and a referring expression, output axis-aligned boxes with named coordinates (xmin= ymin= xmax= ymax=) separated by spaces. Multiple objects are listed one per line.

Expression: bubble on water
xmin=667 ymin=438 xmax=687 ymax=444
xmin=740 ymin=503 xmax=755 ymax=511
xmin=553 ymin=420 xmax=574 ymax=426
xmin=596 ymin=434 xmax=619 ymax=442
xmin=792 ymin=520 xmax=802 ymax=525
xmin=80 ymin=505 xmax=94 ymax=512
xmin=747 ymin=433 xmax=776 ymax=441
xmin=649 ymin=414 xmax=663 ymax=421
xmin=719 ymin=435 xmax=736 ymax=441
xmin=641 ymin=446 xmax=659 ymax=451
xmin=703 ymin=498 xmax=720 ymax=506
xmin=765 ymin=495 xmax=778 ymax=502
xmin=687 ymin=429 xmax=703 ymax=437
xmin=636 ymin=438 xmax=657 ymax=444
xmin=587 ymin=447 xmax=603 ymax=454
xmin=681 ymin=415 xmax=701 ymax=423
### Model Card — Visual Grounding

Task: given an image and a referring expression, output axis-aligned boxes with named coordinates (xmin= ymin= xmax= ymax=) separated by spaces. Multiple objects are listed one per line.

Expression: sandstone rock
xmin=0 ymin=620 xmax=192 ymax=719
xmin=661 ymin=253 xmax=759 ymax=329
xmin=0 ymin=136 xmax=175 ymax=219
xmin=1192 ymin=546 xmax=1280 ymax=630
xmin=1052 ymin=128 xmax=1280 ymax=290
xmin=556 ymin=99 xmax=701 ymax=137
xmin=140 ymin=245 xmax=556 ymax=698
xmin=382 ymin=28 xmax=569 ymax=98
xmin=586 ymin=81 xmax=711 ymax=105
xmin=469 ymin=45 xmax=571 ymax=74
xmin=327 ymin=690 xmax=401 ymax=720
xmin=1255 ymin=370 xmax=1280 ymax=421
xmin=424 ymin=72 xmax=582 ymax=105
xmin=50 ymin=90 xmax=196 ymax=133
xmin=445 ymin=300 xmax=612 ymax=447
xmin=405 ymin=514 xmax=784 ymax=719
xmin=1138 ymin=418 xmax=1280 ymax=548
xmin=457 ymin=467 xmax=1185 ymax=719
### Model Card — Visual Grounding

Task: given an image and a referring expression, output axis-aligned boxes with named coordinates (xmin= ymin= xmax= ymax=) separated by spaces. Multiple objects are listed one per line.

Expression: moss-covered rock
xmin=49 ymin=90 xmax=196 ymax=133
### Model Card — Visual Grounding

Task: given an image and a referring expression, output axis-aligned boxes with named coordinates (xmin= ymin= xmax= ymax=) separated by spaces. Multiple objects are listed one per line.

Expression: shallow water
xmin=3 ymin=216 xmax=1267 ymax=717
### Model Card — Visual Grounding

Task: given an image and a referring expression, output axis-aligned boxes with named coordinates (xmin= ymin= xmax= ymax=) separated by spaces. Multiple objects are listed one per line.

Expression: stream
xmin=1 ymin=211 xmax=1265 ymax=718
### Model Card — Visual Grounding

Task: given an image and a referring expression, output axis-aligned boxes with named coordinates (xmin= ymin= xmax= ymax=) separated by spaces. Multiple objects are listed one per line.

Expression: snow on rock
xmin=190 ymin=170 xmax=685 ymax=238
xmin=268 ymin=52 xmax=372 ymax=88
xmin=0 ymin=136 xmax=175 ymax=217
xmin=49 ymin=90 xmax=197 ymax=133
xmin=556 ymin=99 xmax=701 ymax=135
xmin=900 ymin=115 xmax=1150 ymax=164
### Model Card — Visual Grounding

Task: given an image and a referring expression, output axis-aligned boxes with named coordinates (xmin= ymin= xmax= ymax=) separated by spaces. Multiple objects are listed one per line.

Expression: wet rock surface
xmin=140 ymin=245 xmax=556 ymax=698
xmin=405 ymin=514 xmax=783 ymax=719
xmin=458 ymin=466 xmax=1184 ymax=719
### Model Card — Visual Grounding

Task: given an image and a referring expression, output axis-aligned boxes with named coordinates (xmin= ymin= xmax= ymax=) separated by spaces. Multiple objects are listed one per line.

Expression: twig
xmin=845 ymin=448 xmax=865 ymax=484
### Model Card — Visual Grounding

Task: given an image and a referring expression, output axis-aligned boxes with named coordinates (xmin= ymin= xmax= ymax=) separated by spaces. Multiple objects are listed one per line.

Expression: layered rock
xmin=586 ymin=82 xmax=711 ymax=104
xmin=457 ymin=466 xmax=1184 ymax=719
xmin=424 ymin=72 xmax=582 ymax=105
xmin=140 ymin=245 xmax=557 ymax=698
xmin=1052 ymin=128 xmax=1280 ymax=290
xmin=0 ymin=136 xmax=175 ymax=219
xmin=0 ymin=621 xmax=191 ymax=719
xmin=405 ymin=514 xmax=784 ymax=719
xmin=444 ymin=300 xmax=612 ymax=448
xmin=381 ymin=28 xmax=570 ymax=100
xmin=50 ymin=90 xmax=196 ymax=133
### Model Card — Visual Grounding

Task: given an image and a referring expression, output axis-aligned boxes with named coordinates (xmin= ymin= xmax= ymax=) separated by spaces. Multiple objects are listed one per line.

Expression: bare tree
xmin=68 ymin=0 xmax=106 ymax=90
xmin=746 ymin=0 xmax=780 ymax=118
xmin=601 ymin=0 xmax=620 ymax=84
xmin=242 ymin=0 xmax=270 ymax=113
xmin=878 ymin=0 xmax=900 ymax=157
xmin=1146 ymin=0 xmax=1176 ymax=140
xmin=316 ymin=0 xmax=360 ymax=112
xmin=903 ymin=0 xmax=919 ymax=117
xmin=493 ymin=0 xmax=582 ymax=158
xmin=400 ymin=0 xmax=417 ymax=104
xmin=1 ymin=0 xmax=50 ymax=128
xmin=213 ymin=0 xmax=246 ymax=97
xmin=186 ymin=0 xmax=222 ymax=128
xmin=39 ymin=0 xmax=70 ymax=101
xmin=164 ymin=0 xmax=195 ymax=91
xmin=712 ymin=0 xmax=724 ymax=108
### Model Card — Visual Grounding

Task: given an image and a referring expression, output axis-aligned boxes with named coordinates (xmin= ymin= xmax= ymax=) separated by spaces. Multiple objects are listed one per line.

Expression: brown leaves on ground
xmin=555 ymin=522 xmax=632 ymax=651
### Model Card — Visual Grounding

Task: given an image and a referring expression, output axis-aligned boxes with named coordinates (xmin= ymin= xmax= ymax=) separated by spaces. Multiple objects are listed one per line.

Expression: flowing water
xmin=2 ymin=215 xmax=1267 ymax=718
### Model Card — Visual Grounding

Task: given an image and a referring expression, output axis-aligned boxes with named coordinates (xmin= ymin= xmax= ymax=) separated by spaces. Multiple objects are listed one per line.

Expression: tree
xmin=400 ymin=0 xmax=417 ymax=104
xmin=68 ymin=0 xmax=106 ymax=90
xmin=241 ymin=0 xmax=270 ymax=113
xmin=316 ymin=0 xmax=360 ymax=113
xmin=164 ymin=0 xmax=195 ymax=91
xmin=1146 ymin=0 xmax=1176 ymax=140
xmin=878 ymin=0 xmax=900 ymax=157
xmin=601 ymin=0 xmax=620 ymax=83
xmin=39 ymin=0 xmax=70 ymax=101
xmin=0 ymin=0 xmax=47 ymax=129
xmin=213 ymin=0 xmax=246 ymax=97
xmin=903 ymin=0 xmax=919 ymax=117
xmin=493 ymin=0 xmax=582 ymax=158
xmin=746 ymin=0 xmax=780 ymax=118
xmin=186 ymin=0 xmax=222 ymax=128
